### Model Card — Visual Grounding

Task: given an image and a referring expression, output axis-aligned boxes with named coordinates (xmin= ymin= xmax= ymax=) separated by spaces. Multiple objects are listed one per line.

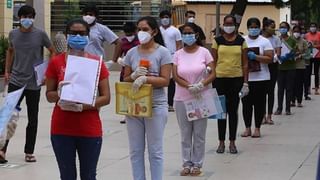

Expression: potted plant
xmin=0 ymin=35 xmax=9 ymax=92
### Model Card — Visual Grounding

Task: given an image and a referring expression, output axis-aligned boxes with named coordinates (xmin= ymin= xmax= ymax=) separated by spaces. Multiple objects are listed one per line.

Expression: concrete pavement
xmin=0 ymin=71 xmax=319 ymax=180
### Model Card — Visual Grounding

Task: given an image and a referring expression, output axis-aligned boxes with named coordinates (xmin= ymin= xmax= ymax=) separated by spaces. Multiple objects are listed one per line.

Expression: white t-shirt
xmin=244 ymin=35 xmax=274 ymax=81
xmin=85 ymin=23 xmax=118 ymax=58
xmin=160 ymin=25 xmax=182 ymax=55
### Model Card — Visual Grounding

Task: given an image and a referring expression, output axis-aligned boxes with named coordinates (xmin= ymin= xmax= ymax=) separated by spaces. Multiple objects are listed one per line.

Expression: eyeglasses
xmin=67 ymin=30 xmax=88 ymax=36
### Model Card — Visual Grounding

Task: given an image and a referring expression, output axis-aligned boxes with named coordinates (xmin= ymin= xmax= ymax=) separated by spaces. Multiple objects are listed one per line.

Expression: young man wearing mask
xmin=82 ymin=3 xmax=121 ymax=62
xmin=1 ymin=5 xmax=55 ymax=163
xmin=305 ymin=23 xmax=320 ymax=94
xmin=159 ymin=10 xmax=182 ymax=112
xmin=179 ymin=10 xmax=206 ymax=46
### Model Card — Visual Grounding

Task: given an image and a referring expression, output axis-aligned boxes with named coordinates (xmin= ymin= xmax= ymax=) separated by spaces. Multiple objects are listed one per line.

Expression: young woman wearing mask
xmin=274 ymin=22 xmax=297 ymax=115
xmin=291 ymin=25 xmax=308 ymax=107
xmin=173 ymin=23 xmax=215 ymax=176
xmin=261 ymin=17 xmax=282 ymax=125
xmin=241 ymin=17 xmax=273 ymax=138
xmin=122 ymin=16 xmax=172 ymax=180
xmin=45 ymin=19 xmax=111 ymax=180
xmin=211 ymin=15 xmax=248 ymax=154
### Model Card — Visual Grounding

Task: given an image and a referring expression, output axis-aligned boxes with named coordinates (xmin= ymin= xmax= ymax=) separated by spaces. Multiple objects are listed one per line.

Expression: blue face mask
xmin=279 ymin=28 xmax=288 ymax=35
xmin=248 ymin=28 xmax=261 ymax=37
xmin=67 ymin=34 xmax=89 ymax=50
xmin=20 ymin=18 xmax=33 ymax=29
xmin=182 ymin=34 xmax=196 ymax=46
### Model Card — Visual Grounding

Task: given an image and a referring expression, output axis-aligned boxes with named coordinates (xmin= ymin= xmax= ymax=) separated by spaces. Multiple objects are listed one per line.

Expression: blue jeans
xmin=126 ymin=107 xmax=168 ymax=180
xmin=51 ymin=135 xmax=102 ymax=180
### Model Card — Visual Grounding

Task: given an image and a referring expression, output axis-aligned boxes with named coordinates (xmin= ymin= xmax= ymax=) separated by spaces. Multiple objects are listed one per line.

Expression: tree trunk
xmin=230 ymin=0 xmax=248 ymax=27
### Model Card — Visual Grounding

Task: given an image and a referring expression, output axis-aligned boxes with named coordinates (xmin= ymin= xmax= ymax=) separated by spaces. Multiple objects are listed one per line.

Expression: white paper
xmin=313 ymin=48 xmax=319 ymax=58
xmin=0 ymin=86 xmax=25 ymax=134
xmin=34 ymin=60 xmax=49 ymax=86
xmin=280 ymin=42 xmax=291 ymax=56
xmin=60 ymin=55 xmax=101 ymax=106
xmin=184 ymin=89 xmax=223 ymax=121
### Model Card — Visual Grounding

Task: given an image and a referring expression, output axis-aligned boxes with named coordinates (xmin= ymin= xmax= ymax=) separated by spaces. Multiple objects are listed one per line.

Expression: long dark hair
xmin=137 ymin=16 xmax=165 ymax=46
xmin=66 ymin=18 xmax=90 ymax=35
xmin=180 ymin=23 xmax=202 ymax=46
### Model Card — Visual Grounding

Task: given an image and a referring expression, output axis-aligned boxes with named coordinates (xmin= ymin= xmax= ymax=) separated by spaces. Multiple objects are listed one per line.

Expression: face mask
xmin=279 ymin=28 xmax=288 ymax=35
xmin=182 ymin=34 xmax=196 ymax=46
xmin=138 ymin=31 xmax=152 ymax=44
xmin=293 ymin=32 xmax=301 ymax=39
xmin=161 ymin=18 xmax=170 ymax=26
xmin=223 ymin=26 xmax=235 ymax=34
xmin=83 ymin=15 xmax=96 ymax=25
xmin=248 ymin=28 xmax=261 ymax=37
xmin=187 ymin=17 xmax=195 ymax=23
xmin=67 ymin=34 xmax=89 ymax=50
xmin=310 ymin=27 xmax=317 ymax=33
xmin=125 ymin=35 xmax=135 ymax=42
xmin=20 ymin=18 xmax=34 ymax=29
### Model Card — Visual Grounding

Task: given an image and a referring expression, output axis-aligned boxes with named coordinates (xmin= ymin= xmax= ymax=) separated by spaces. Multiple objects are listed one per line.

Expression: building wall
xmin=186 ymin=4 xmax=280 ymax=43
xmin=0 ymin=1 xmax=13 ymax=36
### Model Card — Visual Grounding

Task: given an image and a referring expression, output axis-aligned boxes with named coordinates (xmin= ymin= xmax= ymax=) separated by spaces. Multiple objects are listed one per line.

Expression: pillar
xmin=0 ymin=0 xmax=13 ymax=36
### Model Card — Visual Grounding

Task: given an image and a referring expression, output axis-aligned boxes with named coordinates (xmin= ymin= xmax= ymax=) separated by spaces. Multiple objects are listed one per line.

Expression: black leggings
xmin=277 ymin=70 xmax=295 ymax=113
xmin=266 ymin=63 xmax=278 ymax=115
xmin=1 ymin=84 xmax=40 ymax=154
xmin=311 ymin=58 xmax=320 ymax=88
xmin=304 ymin=64 xmax=312 ymax=97
xmin=293 ymin=69 xmax=305 ymax=104
xmin=213 ymin=77 xmax=243 ymax=141
xmin=242 ymin=81 xmax=268 ymax=129
xmin=167 ymin=78 xmax=175 ymax=106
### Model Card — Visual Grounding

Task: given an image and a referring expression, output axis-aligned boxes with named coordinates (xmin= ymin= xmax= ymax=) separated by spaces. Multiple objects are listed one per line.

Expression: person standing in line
xmin=179 ymin=10 xmax=206 ymax=46
xmin=305 ymin=23 xmax=320 ymax=95
xmin=291 ymin=25 xmax=308 ymax=107
xmin=118 ymin=22 xmax=140 ymax=124
xmin=81 ymin=3 xmax=122 ymax=62
xmin=0 ymin=5 xmax=55 ymax=163
xmin=173 ymin=23 xmax=215 ymax=176
xmin=159 ymin=10 xmax=182 ymax=112
xmin=46 ymin=19 xmax=110 ymax=180
xmin=241 ymin=17 xmax=273 ymax=138
xmin=123 ymin=16 xmax=172 ymax=180
xmin=261 ymin=17 xmax=281 ymax=125
xmin=302 ymin=27 xmax=313 ymax=100
xmin=274 ymin=22 xmax=297 ymax=115
xmin=211 ymin=15 xmax=248 ymax=154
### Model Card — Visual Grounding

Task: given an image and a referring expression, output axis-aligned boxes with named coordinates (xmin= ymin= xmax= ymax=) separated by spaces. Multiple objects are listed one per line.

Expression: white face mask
xmin=83 ymin=15 xmax=96 ymax=25
xmin=293 ymin=32 xmax=301 ymax=39
xmin=310 ymin=27 xmax=317 ymax=33
xmin=187 ymin=17 xmax=195 ymax=23
xmin=125 ymin=35 xmax=135 ymax=42
xmin=138 ymin=31 xmax=152 ymax=44
xmin=223 ymin=26 xmax=236 ymax=34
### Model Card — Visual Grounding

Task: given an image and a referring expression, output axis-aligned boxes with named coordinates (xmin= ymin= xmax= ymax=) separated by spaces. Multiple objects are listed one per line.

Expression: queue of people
xmin=1 ymin=3 xmax=320 ymax=180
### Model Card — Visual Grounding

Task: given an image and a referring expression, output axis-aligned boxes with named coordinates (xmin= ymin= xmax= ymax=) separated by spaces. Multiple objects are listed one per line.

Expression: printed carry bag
xmin=184 ymin=89 xmax=223 ymax=121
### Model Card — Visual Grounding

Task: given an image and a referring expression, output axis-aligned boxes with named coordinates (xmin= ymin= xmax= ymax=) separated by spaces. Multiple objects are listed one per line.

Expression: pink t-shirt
xmin=173 ymin=47 xmax=214 ymax=101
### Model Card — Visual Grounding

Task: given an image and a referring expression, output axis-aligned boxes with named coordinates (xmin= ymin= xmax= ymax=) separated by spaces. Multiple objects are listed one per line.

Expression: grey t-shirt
xmin=124 ymin=45 xmax=172 ymax=107
xmin=9 ymin=27 xmax=52 ymax=90
xmin=85 ymin=23 xmax=118 ymax=58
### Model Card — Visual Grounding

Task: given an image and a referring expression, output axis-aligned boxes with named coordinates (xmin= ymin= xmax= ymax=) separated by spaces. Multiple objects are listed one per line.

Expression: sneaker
xmin=305 ymin=96 xmax=311 ymax=100
xmin=168 ymin=106 xmax=175 ymax=112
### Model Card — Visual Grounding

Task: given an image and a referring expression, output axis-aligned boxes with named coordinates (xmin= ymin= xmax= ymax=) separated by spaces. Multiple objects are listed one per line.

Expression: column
xmin=26 ymin=0 xmax=51 ymax=36
xmin=0 ymin=0 xmax=13 ymax=36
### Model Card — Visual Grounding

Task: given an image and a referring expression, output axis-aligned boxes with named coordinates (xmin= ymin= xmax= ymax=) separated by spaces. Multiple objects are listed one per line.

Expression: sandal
xmin=266 ymin=116 xmax=274 ymax=125
xmin=180 ymin=167 xmax=191 ymax=176
xmin=190 ymin=167 xmax=202 ymax=176
xmin=241 ymin=130 xmax=251 ymax=137
xmin=216 ymin=145 xmax=225 ymax=154
xmin=25 ymin=154 xmax=37 ymax=163
xmin=0 ymin=153 xmax=8 ymax=164
xmin=229 ymin=145 xmax=238 ymax=154
xmin=274 ymin=110 xmax=282 ymax=115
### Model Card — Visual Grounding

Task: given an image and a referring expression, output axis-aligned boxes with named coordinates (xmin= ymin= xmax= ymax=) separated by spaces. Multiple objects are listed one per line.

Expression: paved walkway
xmin=1 ymin=71 xmax=319 ymax=180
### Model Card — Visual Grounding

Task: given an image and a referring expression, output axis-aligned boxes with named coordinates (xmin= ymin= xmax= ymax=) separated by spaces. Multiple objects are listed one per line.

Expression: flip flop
xmin=25 ymin=155 xmax=36 ymax=163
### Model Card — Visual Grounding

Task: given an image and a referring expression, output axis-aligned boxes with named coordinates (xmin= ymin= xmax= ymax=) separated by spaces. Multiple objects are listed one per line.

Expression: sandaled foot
xmin=266 ymin=116 xmax=274 ymax=125
xmin=229 ymin=145 xmax=238 ymax=154
xmin=0 ymin=153 xmax=8 ymax=164
xmin=297 ymin=103 xmax=303 ymax=107
xmin=252 ymin=130 xmax=261 ymax=138
xmin=285 ymin=111 xmax=292 ymax=115
xmin=290 ymin=102 xmax=296 ymax=107
xmin=216 ymin=145 xmax=225 ymax=154
xmin=241 ymin=129 xmax=251 ymax=137
xmin=190 ymin=167 xmax=202 ymax=176
xmin=274 ymin=110 xmax=282 ymax=115
xmin=180 ymin=167 xmax=191 ymax=176
xmin=25 ymin=154 xmax=36 ymax=163
xmin=261 ymin=116 xmax=267 ymax=125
